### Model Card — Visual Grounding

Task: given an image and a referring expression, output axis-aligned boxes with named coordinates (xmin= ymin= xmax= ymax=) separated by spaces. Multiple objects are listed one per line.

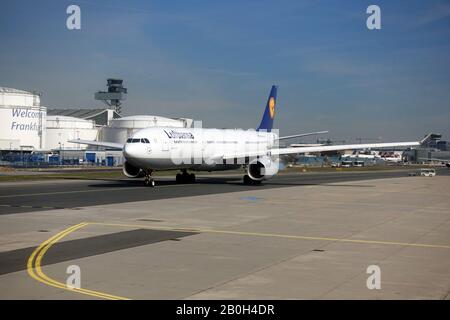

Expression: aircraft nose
xmin=123 ymin=143 xmax=138 ymax=159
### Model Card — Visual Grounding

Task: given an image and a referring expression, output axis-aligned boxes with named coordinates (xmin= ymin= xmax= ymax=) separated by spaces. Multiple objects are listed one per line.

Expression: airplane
xmin=341 ymin=150 xmax=403 ymax=162
xmin=70 ymin=85 xmax=433 ymax=187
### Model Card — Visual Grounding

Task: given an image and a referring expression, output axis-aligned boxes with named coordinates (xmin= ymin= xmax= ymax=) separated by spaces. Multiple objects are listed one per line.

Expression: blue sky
xmin=1 ymin=0 xmax=449 ymax=141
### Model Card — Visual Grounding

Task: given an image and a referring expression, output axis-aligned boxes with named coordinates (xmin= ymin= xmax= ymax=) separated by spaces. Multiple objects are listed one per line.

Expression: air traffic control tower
xmin=95 ymin=79 xmax=127 ymax=115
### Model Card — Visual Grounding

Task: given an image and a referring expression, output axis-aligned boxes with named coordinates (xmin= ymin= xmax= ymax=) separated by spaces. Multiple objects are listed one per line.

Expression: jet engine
xmin=247 ymin=157 xmax=279 ymax=181
xmin=123 ymin=161 xmax=145 ymax=178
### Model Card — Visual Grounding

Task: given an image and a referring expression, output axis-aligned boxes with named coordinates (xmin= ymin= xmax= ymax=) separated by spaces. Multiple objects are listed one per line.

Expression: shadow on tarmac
xmin=86 ymin=176 xmax=375 ymax=189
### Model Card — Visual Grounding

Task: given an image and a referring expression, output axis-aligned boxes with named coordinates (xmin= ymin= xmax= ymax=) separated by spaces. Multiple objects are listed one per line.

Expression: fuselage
xmin=123 ymin=127 xmax=278 ymax=171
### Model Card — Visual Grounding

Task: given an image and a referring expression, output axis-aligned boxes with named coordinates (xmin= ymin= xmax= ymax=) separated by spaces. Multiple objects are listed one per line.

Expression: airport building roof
xmin=47 ymin=108 xmax=117 ymax=118
xmin=47 ymin=108 xmax=121 ymax=126
xmin=0 ymin=86 xmax=35 ymax=95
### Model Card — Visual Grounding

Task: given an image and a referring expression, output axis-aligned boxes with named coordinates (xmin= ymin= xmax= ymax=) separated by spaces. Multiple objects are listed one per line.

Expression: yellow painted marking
xmin=27 ymin=222 xmax=130 ymax=300
xmin=28 ymin=219 xmax=450 ymax=300
xmin=91 ymin=222 xmax=450 ymax=250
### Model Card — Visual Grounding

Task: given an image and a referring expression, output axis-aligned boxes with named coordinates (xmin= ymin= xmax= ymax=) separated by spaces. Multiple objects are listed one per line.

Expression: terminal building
xmin=45 ymin=115 xmax=99 ymax=150
xmin=0 ymin=87 xmax=46 ymax=151
xmin=0 ymin=82 xmax=193 ymax=166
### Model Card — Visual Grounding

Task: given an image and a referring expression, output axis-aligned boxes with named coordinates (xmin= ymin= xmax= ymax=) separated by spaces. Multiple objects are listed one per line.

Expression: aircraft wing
xmin=269 ymin=141 xmax=419 ymax=156
xmin=218 ymin=133 xmax=432 ymax=160
xmin=68 ymin=139 xmax=124 ymax=150
xmin=289 ymin=143 xmax=324 ymax=147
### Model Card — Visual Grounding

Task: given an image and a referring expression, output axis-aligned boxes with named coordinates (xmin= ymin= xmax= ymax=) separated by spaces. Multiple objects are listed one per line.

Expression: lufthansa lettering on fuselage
xmin=163 ymin=129 xmax=194 ymax=139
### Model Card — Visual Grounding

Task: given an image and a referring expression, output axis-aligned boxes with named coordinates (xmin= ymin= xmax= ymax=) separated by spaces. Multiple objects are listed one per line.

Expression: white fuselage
xmin=123 ymin=127 xmax=278 ymax=171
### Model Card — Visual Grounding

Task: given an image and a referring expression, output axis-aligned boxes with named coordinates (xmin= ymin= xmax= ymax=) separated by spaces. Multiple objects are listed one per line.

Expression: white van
xmin=419 ymin=168 xmax=436 ymax=177
xmin=341 ymin=160 xmax=352 ymax=168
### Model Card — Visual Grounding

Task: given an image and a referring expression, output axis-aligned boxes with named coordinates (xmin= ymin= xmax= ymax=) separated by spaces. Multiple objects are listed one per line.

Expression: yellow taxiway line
xmin=91 ymin=221 xmax=450 ymax=250
xmin=27 ymin=220 xmax=450 ymax=300
xmin=27 ymin=222 xmax=129 ymax=300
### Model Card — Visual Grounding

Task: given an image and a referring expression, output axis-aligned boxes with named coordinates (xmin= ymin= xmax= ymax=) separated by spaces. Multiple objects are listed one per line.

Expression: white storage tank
xmin=0 ymin=87 xmax=46 ymax=150
xmin=46 ymin=115 xmax=99 ymax=150
xmin=100 ymin=115 xmax=193 ymax=144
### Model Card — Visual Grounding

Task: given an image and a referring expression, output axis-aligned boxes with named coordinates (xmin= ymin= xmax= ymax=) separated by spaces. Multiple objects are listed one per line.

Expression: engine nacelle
xmin=247 ymin=157 xmax=279 ymax=181
xmin=123 ymin=161 xmax=145 ymax=178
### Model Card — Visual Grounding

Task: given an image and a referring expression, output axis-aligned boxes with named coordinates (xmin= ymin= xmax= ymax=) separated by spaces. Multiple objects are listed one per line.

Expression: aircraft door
xmin=162 ymin=140 xmax=169 ymax=151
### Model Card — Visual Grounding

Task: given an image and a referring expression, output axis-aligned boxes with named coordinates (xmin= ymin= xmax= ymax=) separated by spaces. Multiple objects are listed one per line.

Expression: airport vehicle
xmin=419 ymin=168 xmax=436 ymax=177
xmin=341 ymin=160 xmax=353 ymax=168
xmin=71 ymin=85 xmax=432 ymax=187
xmin=353 ymin=160 xmax=364 ymax=167
xmin=331 ymin=162 xmax=340 ymax=168
xmin=409 ymin=168 xmax=436 ymax=177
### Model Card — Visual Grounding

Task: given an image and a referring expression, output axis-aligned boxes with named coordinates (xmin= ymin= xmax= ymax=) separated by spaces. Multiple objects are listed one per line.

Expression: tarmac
xmin=0 ymin=169 xmax=449 ymax=299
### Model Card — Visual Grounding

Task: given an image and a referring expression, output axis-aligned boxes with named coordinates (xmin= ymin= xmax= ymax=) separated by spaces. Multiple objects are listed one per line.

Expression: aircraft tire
xmin=243 ymin=175 xmax=252 ymax=185
xmin=144 ymin=178 xmax=155 ymax=187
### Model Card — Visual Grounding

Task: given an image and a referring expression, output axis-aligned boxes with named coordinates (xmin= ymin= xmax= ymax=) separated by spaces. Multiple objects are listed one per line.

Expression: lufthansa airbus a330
xmin=71 ymin=86 xmax=431 ymax=187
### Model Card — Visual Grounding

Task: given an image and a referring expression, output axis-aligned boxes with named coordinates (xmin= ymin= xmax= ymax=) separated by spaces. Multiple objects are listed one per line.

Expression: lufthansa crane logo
xmin=269 ymin=97 xmax=275 ymax=119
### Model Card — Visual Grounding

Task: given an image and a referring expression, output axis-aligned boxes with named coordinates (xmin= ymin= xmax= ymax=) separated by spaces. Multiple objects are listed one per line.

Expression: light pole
xmin=58 ymin=142 xmax=62 ymax=165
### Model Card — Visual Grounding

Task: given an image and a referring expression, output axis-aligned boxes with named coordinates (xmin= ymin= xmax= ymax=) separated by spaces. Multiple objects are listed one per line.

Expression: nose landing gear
xmin=176 ymin=169 xmax=196 ymax=184
xmin=143 ymin=169 xmax=155 ymax=187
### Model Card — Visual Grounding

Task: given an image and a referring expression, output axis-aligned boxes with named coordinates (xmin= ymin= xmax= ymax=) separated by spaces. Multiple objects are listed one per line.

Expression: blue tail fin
xmin=257 ymin=85 xmax=277 ymax=132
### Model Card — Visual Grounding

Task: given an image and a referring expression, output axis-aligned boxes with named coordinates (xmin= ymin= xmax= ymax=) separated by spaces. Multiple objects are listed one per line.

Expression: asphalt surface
xmin=1 ymin=168 xmax=449 ymax=299
xmin=0 ymin=228 xmax=197 ymax=276
xmin=0 ymin=169 xmax=448 ymax=215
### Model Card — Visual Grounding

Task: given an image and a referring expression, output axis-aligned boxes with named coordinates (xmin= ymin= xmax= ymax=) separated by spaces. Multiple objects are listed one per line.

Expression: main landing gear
xmin=144 ymin=170 xmax=155 ymax=187
xmin=176 ymin=169 xmax=196 ymax=184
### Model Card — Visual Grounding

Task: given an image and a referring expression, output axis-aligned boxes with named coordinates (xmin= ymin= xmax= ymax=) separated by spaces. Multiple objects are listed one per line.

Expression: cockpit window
xmin=127 ymin=138 xmax=150 ymax=143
